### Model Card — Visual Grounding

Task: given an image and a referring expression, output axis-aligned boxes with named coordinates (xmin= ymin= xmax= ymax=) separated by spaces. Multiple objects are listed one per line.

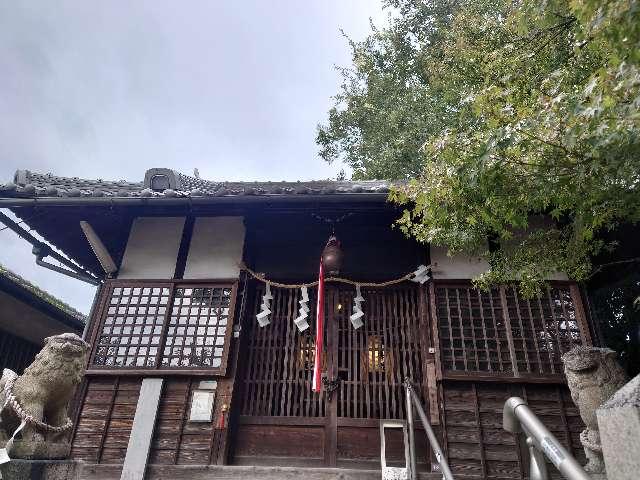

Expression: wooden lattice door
xmin=325 ymin=285 xmax=433 ymax=467
xmin=237 ymin=282 xmax=434 ymax=468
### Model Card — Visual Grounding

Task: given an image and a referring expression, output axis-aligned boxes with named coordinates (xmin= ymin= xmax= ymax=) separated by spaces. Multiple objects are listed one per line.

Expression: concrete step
xmin=77 ymin=463 xmax=444 ymax=480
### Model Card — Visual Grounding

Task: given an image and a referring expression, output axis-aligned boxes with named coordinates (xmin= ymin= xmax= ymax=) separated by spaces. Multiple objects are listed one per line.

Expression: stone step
xmin=77 ymin=463 xmax=444 ymax=480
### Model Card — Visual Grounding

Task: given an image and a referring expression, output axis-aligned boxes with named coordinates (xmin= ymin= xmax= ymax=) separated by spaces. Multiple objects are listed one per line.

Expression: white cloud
xmin=0 ymin=0 xmax=387 ymax=311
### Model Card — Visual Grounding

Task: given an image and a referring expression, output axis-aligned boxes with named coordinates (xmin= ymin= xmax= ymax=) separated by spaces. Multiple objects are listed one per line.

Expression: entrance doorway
xmin=235 ymin=283 xmax=436 ymax=469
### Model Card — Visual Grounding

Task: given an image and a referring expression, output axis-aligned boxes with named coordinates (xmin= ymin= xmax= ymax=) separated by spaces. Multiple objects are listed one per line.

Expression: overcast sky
xmin=0 ymin=1 xmax=387 ymax=314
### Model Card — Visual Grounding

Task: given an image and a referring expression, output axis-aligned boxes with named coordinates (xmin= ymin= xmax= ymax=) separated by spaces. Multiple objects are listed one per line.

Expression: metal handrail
xmin=503 ymin=397 xmax=591 ymax=480
xmin=404 ymin=378 xmax=455 ymax=480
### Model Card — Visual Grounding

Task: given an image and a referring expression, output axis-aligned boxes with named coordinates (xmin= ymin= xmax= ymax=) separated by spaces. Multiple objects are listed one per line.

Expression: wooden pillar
xmin=324 ymin=289 xmax=338 ymax=467
xmin=120 ymin=378 xmax=163 ymax=480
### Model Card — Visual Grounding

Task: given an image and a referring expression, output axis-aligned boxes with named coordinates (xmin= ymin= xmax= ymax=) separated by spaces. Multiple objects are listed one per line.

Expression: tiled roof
xmin=0 ymin=169 xmax=392 ymax=199
xmin=0 ymin=264 xmax=86 ymax=324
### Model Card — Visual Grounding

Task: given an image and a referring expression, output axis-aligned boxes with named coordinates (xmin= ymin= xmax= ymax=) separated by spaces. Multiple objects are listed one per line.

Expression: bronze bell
xmin=322 ymin=235 xmax=343 ymax=276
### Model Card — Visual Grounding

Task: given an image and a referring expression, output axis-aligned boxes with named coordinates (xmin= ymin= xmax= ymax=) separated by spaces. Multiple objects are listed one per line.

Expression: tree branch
xmin=589 ymin=257 xmax=640 ymax=278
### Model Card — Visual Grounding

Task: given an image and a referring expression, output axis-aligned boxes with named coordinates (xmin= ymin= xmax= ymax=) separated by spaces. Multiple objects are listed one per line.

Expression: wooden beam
xmin=499 ymin=286 xmax=520 ymax=377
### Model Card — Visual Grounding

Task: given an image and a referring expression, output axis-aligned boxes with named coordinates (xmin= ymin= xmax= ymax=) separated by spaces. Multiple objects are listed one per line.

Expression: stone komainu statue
xmin=0 ymin=333 xmax=89 ymax=459
xmin=562 ymin=346 xmax=628 ymax=474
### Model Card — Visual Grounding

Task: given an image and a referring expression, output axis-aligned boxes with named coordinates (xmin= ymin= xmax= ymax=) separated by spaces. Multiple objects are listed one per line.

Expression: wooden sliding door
xmin=235 ymin=283 xmax=435 ymax=469
xmin=327 ymin=285 xmax=434 ymax=469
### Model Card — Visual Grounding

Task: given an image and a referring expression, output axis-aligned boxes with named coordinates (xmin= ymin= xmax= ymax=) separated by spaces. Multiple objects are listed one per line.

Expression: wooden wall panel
xmin=71 ymin=274 xmax=247 ymax=467
xmin=71 ymin=375 xmax=232 ymax=466
xmin=71 ymin=376 xmax=142 ymax=464
xmin=337 ymin=426 xmax=381 ymax=461
xmin=232 ymin=422 xmax=434 ymax=470
xmin=233 ymin=425 xmax=325 ymax=460
xmin=148 ymin=376 xmax=232 ymax=465
xmin=441 ymin=381 xmax=585 ymax=479
xmin=336 ymin=425 xmax=431 ymax=469
xmin=149 ymin=378 xmax=190 ymax=465
xmin=0 ymin=329 xmax=41 ymax=375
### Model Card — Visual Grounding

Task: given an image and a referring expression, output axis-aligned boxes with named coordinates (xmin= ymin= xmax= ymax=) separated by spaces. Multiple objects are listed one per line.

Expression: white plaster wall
xmin=118 ymin=217 xmax=185 ymax=279
xmin=544 ymin=271 xmax=569 ymax=280
xmin=183 ymin=217 xmax=245 ymax=279
xmin=430 ymin=245 xmax=490 ymax=280
xmin=430 ymin=214 xmax=569 ymax=281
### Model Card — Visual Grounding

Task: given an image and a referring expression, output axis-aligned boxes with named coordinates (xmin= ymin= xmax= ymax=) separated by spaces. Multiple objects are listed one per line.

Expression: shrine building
xmin=0 ymin=168 xmax=593 ymax=479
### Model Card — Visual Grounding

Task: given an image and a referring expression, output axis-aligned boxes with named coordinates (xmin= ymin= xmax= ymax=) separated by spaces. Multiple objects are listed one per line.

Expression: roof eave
xmin=0 ymin=192 xmax=390 ymax=207
xmin=0 ymin=274 xmax=85 ymax=331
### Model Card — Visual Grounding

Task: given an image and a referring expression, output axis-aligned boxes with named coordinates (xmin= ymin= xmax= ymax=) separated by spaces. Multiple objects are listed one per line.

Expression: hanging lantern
xmin=321 ymin=235 xmax=343 ymax=276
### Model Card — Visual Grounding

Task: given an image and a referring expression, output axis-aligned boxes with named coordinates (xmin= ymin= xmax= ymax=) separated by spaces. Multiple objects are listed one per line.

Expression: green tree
xmin=318 ymin=0 xmax=640 ymax=297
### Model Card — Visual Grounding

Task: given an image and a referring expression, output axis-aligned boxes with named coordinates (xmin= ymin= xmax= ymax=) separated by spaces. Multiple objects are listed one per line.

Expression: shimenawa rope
xmin=2 ymin=371 xmax=72 ymax=433
xmin=239 ymin=262 xmax=431 ymax=289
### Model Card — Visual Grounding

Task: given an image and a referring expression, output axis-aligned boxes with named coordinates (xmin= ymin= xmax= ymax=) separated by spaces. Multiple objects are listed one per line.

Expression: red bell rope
xmin=312 ymin=259 xmax=325 ymax=393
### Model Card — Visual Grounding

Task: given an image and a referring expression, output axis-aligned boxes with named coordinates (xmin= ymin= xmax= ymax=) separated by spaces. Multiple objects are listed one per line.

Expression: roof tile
xmin=2 ymin=168 xmax=395 ymax=200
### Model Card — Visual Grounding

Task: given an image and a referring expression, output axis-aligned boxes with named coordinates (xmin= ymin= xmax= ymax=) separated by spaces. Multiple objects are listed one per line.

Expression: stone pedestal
xmin=597 ymin=374 xmax=640 ymax=480
xmin=0 ymin=459 xmax=78 ymax=480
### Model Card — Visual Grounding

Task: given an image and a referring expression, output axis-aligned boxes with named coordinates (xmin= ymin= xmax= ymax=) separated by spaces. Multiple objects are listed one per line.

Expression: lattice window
xmin=505 ymin=285 xmax=583 ymax=375
xmin=93 ymin=286 xmax=169 ymax=367
xmin=90 ymin=281 xmax=237 ymax=374
xmin=436 ymin=283 xmax=589 ymax=378
xmin=161 ymin=286 xmax=233 ymax=368
xmin=436 ymin=286 xmax=512 ymax=374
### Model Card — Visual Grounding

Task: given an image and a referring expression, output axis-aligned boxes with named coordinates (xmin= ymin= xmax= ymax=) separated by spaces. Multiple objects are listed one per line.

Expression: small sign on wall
xmin=189 ymin=389 xmax=216 ymax=422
